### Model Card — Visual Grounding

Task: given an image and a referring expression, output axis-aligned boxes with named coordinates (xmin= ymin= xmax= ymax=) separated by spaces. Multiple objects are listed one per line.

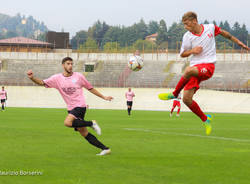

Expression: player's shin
xmin=85 ymin=133 xmax=109 ymax=150
xmin=188 ymin=100 xmax=207 ymax=121
xmin=173 ymin=77 xmax=189 ymax=97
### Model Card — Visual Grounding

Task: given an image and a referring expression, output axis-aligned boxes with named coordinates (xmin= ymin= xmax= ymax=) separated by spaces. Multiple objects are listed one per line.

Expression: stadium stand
xmin=0 ymin=53 xmax=249 ymax=92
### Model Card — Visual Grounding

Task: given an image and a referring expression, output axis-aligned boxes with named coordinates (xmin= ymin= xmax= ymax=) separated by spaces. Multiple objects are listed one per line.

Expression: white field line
xmin=124 ymin=128 xmax=250 ymax=143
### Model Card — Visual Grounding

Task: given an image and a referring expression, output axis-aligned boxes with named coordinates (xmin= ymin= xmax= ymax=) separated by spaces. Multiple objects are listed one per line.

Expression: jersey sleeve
xmin=79 ymin=74 xmax=93 ymax=90
xmin=180 ymin=33 xmax=192 ymax=55
xmin=214 ymin=25 xmax=221 ymax=36
xmin=43 ymin=74 xmax=58 ymax=89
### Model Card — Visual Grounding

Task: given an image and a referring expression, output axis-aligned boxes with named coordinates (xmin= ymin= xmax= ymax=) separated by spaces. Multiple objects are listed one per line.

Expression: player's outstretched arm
xmin=220 ymin=29 xmax=250 ymax=51
xmin=27 ymin=70 xmax=45 ymax=86
xmin=89 ymin=88 xmax=113 ymax=101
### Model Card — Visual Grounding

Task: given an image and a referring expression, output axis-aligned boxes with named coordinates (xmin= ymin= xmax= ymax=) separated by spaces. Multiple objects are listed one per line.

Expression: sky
xmin=0 ymin=0 xmax=250 ymax=37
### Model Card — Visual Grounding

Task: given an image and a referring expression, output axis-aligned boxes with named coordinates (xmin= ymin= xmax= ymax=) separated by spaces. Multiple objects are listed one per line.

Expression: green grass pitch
xmin=0 ymin=108 xmax=250 ymax=184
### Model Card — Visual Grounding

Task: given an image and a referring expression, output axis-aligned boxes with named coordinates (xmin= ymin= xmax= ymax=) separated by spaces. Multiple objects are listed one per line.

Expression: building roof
xmin=0 ymin=37 xmax=52 ymax=45
xmin=146 ymin=33 xmax=158 ymax=38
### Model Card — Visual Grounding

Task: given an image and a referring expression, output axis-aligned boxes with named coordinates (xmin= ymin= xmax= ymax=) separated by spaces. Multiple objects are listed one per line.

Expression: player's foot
xmin=204 ymin=114 xmax=212 ymax=135
xmin=158 ymin=92 xmax=176 ymax=100
xmin=170 ymin=113 xmax=172 ymax=117
xmin=92 ymin=120 xmax=101 ymax=135
xmin=176 ymin=114 xmax=180 ymax=117
xmin=96 ymin=149 xmax=111 ymax=156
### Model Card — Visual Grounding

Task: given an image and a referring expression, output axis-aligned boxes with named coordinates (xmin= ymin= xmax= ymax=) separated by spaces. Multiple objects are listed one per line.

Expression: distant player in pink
xmin=159 ymin=12 xmax=249 ymax=135
xmin=0 ymin=86 xmax=7 ymax=111
xmin=27 ymin=57 xmax=113 ymax=156
xmin=170 ymin=93 xmax=181 ymax=117
xmin=125 ymin=88 xmax=135 ymax=115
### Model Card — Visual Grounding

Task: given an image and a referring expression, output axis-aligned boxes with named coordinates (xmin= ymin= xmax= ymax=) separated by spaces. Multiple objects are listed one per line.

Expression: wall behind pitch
xmin=5 ymin=86 xmax=250 ymax=113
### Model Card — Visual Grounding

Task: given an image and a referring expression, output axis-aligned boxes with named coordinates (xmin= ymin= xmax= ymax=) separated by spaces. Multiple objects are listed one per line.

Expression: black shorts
xmin=127 ymin=101 xmax=133 ymax=106
xmin=1 ymin=99 xmax=5 ymax=103
xmin=68 ymin=107 xmax=87 ymax=131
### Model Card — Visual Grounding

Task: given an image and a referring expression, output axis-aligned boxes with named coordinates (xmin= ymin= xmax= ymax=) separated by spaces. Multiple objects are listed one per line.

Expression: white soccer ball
xmin=128 ymin=55 xmax=144 ymax=71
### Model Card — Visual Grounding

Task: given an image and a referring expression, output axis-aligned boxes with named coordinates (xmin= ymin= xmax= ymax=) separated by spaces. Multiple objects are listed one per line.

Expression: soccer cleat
xmin=204 ymin=114 xmax=212 ymax=135
xmin=92 ymin=120 xmax=101 ymax=135
xmin=170 ymin=113 xmax=173 ymax=117
xmin=96 ymin=149 xmax=111 ymax=156
xmin=158 ymin=92 xmax=176 ymax=100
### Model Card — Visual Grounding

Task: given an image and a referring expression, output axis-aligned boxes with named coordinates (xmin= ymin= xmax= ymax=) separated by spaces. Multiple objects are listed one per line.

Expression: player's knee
xmin=78 ymin=128 xmax=88 ymax=137
xmin=182 ymin=96 xmax=192 ymax=106
xmin=64 ymin=120 xmax=72 ymax=127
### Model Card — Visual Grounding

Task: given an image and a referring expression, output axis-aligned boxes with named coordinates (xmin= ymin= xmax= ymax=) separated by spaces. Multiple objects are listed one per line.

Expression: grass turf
xmin=0 ymin=108 xmax=250 ymax=184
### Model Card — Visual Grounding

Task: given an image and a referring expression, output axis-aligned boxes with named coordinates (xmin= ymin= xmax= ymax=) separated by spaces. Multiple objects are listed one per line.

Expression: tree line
xmin=0 ymin=13 xmax=249 ymax=51
xmin=0 ymin=13 xmax=48 ymax=40
xmin=71 ymin=19 xmax=250 ymax=52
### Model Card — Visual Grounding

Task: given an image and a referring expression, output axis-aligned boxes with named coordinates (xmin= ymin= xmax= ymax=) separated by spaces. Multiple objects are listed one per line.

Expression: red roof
xmin=0 ymin=37 xmax=52 ymax=45
xmin=146 ymin=33 xmax=158 ymax=38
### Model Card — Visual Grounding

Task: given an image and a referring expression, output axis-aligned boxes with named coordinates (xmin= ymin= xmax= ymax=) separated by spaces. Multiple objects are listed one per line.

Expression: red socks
xmin=177 ymin=108 xmax=180 ymax=114
xmin=188 ymin=100 xmax=207 ymax=122
xmin=173 ymin=77 xmax=189 ymax=97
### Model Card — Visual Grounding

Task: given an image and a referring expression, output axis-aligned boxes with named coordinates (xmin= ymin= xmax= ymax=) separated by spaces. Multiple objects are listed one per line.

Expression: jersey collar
xmin=191 ymin=24 xmax=204 ymax=37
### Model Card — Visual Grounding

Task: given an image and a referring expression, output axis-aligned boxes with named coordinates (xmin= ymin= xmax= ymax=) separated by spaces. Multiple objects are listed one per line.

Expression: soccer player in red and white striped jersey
xmin=159 ymin=12 xmax=249 ymax=135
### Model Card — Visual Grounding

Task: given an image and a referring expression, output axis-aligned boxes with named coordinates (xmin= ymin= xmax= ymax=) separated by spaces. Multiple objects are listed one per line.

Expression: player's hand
xmin=27 ymin=70 xmax=34 ymax=79
xmin=238 ymin=41 xmax=250 ymax=51
xmin=192 ymin=46 xmax=203 ymax=54
xmin=104 ymin=96 xmax=113 ymax=101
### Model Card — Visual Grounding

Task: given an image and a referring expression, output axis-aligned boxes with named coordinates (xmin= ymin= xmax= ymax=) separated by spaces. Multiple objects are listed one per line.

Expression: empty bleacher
xmin=0 ymin=57 xmax=249 ymax=92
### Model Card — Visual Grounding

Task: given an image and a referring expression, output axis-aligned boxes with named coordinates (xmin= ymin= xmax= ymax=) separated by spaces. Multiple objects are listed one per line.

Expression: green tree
xmin=132 ymin=39 xmax=156 ymax=52
xmin=88 ymin=20 xmax=109 ymax=48
xmin=80 ymin=38 xmax=98 ymax=52
xmin=167 ymin=22 xmax=186 ymax=49
xmin=71 ymin=30 xmax=88 ymax=49
xmin=156 ymin=19 xmax=168 ymax=45
xmin=103 ymin=42 xmax=120 ymax=52
xmin=148 ymin=21 xmax=159 ymax=35
xmin=103 ymin=26 xmax=123 ymax=46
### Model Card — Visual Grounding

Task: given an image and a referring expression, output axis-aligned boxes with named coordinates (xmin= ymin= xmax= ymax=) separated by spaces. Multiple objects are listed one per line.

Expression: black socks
xmin=85 ymin=133 xmax=108 ymax=150
xmin=128 ymin=107 xmax=131 ymax=115
xmin=72 ymin=119 xmax=93 ymax=128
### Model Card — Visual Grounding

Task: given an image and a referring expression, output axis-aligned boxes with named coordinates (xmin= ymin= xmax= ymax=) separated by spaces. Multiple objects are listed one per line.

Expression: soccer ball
xmin=128 ymin=55 xmax=144 ymax=71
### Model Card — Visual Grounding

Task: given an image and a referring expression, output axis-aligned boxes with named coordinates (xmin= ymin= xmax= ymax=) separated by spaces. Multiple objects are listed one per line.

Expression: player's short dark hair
xmin=182 ymin=12 xmax=198 ymax=22
xmin=62 ymin=57 xmax=73 ymax=64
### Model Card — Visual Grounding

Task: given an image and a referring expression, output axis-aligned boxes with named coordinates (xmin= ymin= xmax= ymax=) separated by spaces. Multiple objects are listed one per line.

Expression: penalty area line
xmin=124 ymin=128 xmax=250 ymax=143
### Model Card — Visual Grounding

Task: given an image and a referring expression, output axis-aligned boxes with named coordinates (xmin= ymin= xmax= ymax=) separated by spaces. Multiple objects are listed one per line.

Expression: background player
xmin=27 ymin=57 xmax=113 ymax=156
xmin=170 ymin=93 xmax=181 ymax=117
xmin=0 ymin=86 xmax=7 ymax=111
xmin=125 ymin=88 xmax=135 ymax=115
xmin=159 ymin=11 xmax=249 ymax=135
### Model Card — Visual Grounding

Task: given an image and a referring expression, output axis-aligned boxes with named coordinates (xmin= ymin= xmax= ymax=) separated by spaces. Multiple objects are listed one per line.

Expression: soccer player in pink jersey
xmin=0 ymin=86 xmax=7 ymax=111
xmin=159 ymin=12 xmax=249 ymax=135
xmin=27 ymin=57 xmax=113 ymax=156
xmin=125 ymin=88 xmax=135 ymax=115
xmin=170 ymin=93 xmax=181 ymax=117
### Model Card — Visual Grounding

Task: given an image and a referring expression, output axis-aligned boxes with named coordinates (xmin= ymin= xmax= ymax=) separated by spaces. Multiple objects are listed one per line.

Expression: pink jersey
xmin=0 ymin=90 xmax=7 ymax=100
xmin=43 ymin=72 xmax=93 ymax=110
xmin=180 ymin=24 xmax=221 ymax=66
xmin=126 ymin=91 xmax=135 ymax=101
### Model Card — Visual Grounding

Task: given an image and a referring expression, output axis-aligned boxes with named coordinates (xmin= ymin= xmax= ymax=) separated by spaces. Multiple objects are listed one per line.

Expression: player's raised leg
xmin=64 ymin=114 xmax=101 ymax=135
xmin=159 ymin=66 xmax=198 ymax=100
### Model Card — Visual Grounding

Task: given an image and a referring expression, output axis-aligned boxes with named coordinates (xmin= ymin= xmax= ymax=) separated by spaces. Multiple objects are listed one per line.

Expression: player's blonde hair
xmin=182 ymin=12 xmax=198 ymax=22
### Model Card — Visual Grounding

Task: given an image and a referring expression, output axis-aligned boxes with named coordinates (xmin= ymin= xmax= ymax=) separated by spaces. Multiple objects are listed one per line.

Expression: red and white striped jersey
xmin=180 ymin=24 xmax=221 ymax=66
